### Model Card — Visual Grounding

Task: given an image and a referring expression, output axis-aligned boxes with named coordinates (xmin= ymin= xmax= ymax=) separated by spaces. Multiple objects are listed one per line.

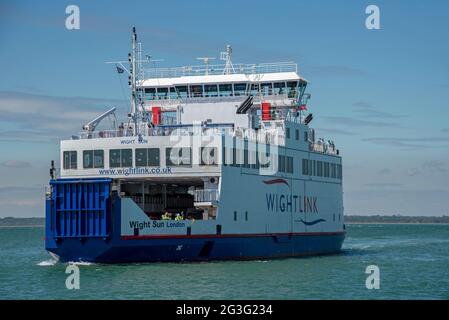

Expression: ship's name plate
xmin=129 ymin=220 xmax=186 ymax=230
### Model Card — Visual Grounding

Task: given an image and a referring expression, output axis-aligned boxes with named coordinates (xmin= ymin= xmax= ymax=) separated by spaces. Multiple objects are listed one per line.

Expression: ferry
xmin=45 ymin=28 xmax=345 ymax=263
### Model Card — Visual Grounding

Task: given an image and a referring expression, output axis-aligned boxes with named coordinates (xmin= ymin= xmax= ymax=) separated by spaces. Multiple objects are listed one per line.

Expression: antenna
xmin=220 ymin=45 xmax=234 ymax=75
xmin=196 ymin=57 xmax=215 ymax=75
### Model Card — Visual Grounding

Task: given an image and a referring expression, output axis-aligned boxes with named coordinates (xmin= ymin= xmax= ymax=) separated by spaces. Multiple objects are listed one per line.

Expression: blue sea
xmin=0 ymin=224 xmax=448 ymax=299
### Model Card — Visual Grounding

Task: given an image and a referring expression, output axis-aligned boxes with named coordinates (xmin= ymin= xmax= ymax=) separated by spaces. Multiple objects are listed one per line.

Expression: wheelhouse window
xmin=233 ymin=83 xmax=247 ymax=96
xmin=249 ymin=83 xmax=259 ymax=96
xmin=83 ymin=150 xmax=104 ymax=169
xmin=219 ymin=84 xmax=233 ymax=96
xmin=286 ymin=81 xmax=298 ymax=98
xmin=109 ymin=149 xmax=132 ymax=168
xmin=145 ymin=88 xmax=156 ymax=100
xmin=274 ymin=82 xmax=286 ymax=95
xmin=204 ymin=84 xmax=218 ymax=97
xmin=175 ymin=86 xmax=188 ymax=99
xmin=261 ymin=83 xmax=273 ymax=96
xmin=166 ymin=147 xmax=192 ymax=166
xmin=63 ymin=151 xmax=77 ymax=170
xmin=168 ymin=87 xmax=178 ymax=100
xmin=190 ymin=85 xmax=203 ymax=98
xmin=136 ymin=148 xmax=160 ymax=167
xmin=156 ymin=87 xmax=169 ymax=100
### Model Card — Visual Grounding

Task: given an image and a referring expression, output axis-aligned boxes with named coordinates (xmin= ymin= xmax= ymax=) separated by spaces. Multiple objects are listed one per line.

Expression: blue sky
xmin=0 ymin=0 xmax=448 ymax=217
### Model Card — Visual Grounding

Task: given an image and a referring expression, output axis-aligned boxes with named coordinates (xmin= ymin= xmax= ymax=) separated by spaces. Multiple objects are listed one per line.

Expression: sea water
xmin=0 ymin=224 xmax=448 ymax=299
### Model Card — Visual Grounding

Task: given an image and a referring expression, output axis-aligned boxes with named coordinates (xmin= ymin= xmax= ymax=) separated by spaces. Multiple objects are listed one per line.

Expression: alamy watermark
xmin=65 ymin=5 xmax=80 ymax=30
xmin=365 ymin=265 xmax=380 ymax=289
xmin=365 ymin=5 xmax=381 ymax=30
xmin=65 ymin=264 xmax=80 ymax=290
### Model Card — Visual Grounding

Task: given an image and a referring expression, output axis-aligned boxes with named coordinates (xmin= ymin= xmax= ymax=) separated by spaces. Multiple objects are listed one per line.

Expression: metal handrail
xmin=194 ymin=189 xmax=220 ymax=203
xmin=144 ymin=62 xmax=298 ymax=78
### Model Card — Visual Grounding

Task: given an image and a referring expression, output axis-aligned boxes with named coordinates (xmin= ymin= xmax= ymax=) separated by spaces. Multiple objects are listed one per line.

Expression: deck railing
xmin=144 ymin=62 xmax=298 ymax=78
xmin=193 ymin=189 xmax=220 ymax=203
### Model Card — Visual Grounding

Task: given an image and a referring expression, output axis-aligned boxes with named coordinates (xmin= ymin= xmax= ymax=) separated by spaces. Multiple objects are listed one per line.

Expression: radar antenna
xmin=220 ymin=45 xmax=234 ymax=75
xmin=196 ymin=57 xmax=216 ymax=75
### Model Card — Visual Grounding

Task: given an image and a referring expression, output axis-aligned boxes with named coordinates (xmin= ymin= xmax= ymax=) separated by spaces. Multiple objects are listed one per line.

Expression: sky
xmin=0 ymin=0 xmax=448 ymax=217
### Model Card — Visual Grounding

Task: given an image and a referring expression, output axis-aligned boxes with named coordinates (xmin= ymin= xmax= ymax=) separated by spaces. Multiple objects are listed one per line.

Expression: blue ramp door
xmin=49 ymin=179 xmax=112 ymax=238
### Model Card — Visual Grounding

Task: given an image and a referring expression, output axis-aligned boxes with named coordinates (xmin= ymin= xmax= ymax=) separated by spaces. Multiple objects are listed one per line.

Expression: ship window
xmin=286 ymin=127 xmax=290 ymax=139
xmin=121 ymin=149 xmax=133 ymax=167
xmin=63 ymin=151 xmax=77 ymax=170
xmin=70 ymin=151 xmax=77 ymax=169
xmin=190 ymin=85 xmax=203 ymax=98
xmin=135 ymin=148 xmax=147 ymax=167
xmin=295 ymin=129 xmax=299 ymax=140
xmin=166 ymin=147 xmax=192 ymax=166
xmin=109 ymin=149 xmax=132 ymax=168
xmin=279 ymin=154 xmax=285 ymax=172
xmin=274 ymin=82 xmax=286 ymax=95
xmin=287 ymin=81 xmax=298 ymax=98
xmin=109 ymin=149 xmax=121 ymax=168
xmin=136 ymin=148 xmax=160 ymax=167
xmin=168 ymin=87 xmax=178 ymax=100
xmin=245 ymin=211 xmax=248 ymax=221
xmin=308 ymin=160 xmax=313 ymax=176
xmin=156 ymin=87 xmax=169 ymax=100
xmin=83 ymin=150 xmax=93 ymax=169
xmin=249 ymin=83 xmax=259 ymax=96
xmin=145 ymin=88 xmax=156 ymax=100
xmin=261 ymin=83 xmax=273 ymax=96
xmin=204 ymin=84 xmax=218 ymax=97
xmin=234 ymin=211 xmax=237 ymax=221
xmin=175 ymin=86 xmax=188 ymax=99
xmin=219 ymin=84 xmax=233 ymax=97
xmin=94 ymin=150 xmax=104 ymax=168
xmin=200 ymin=147 xmax=217 ymax=166
xmin=304 ymin=131 xmax=308 ymax=142
xmin=287 ymin=156 xmax=294 ymax=173
xmin=148 ymin=148 xmax=160 ymax=166
xmin=233 ymin=83 xmax=247 ymax=96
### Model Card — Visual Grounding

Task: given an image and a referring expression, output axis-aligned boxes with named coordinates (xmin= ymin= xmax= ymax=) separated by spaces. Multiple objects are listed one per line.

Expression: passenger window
xmin=63 ymin=151 xmax=70 ymax=170
xmin=70 ymin=151 xmax=77 ymax=169
xmin=121 ymin=149 xmax=132 ymax=167
xmin=135 ymin=148 xmax=148 ymax=167
xmin=83 ymin=150 xmax=93 ymax=169
xmin=109 ymin=149 xmax=121 ymax=168
xmin=204 ymin=84 xmax=218 ymax=97
xmin=148 ymin=148 xmax=160 ymax=166
xmin=94 ymin=150 xmax=104 ymax=168
xmin=219 ymin=84 xmax=233 ymax=96
xmin=63 ymin=151 xmax=77 ymax=169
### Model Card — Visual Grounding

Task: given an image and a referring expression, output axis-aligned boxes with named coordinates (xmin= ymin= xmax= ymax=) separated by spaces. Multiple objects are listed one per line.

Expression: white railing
xmin=309 ymin=141 xmax=339 ymax=155
xmin=144 ymin=62 xmax=298 ymax=78
xmin=194 ymin=189 xmax=220 ymax=203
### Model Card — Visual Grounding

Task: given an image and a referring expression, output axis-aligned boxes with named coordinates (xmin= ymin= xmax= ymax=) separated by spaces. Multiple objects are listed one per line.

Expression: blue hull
xmin=45 ymin=179 xmax=345 ymax=263
xmin=46 ymin=233 xmax=345 ymax=263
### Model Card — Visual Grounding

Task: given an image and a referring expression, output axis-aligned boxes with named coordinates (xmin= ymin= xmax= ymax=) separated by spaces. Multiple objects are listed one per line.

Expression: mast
xmin=129 ymin=27 xmax=139 ymax=136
